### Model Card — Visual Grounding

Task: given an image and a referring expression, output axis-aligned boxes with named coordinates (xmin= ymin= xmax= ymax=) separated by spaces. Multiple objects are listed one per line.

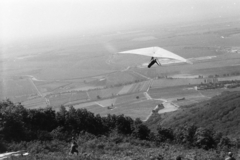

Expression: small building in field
xmin=204 ymin=78 xmax=218 ymax=84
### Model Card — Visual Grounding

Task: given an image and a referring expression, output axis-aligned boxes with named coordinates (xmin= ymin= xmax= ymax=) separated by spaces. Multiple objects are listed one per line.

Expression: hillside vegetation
xmin=147 ymin=91 xmax=240 ymax=138
xmin=0 ymin=98 xmax=240 ymax=159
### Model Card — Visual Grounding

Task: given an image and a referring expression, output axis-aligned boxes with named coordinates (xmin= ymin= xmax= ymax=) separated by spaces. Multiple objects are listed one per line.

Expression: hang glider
xmin=119 ymin=46 xmax=192 ymax=68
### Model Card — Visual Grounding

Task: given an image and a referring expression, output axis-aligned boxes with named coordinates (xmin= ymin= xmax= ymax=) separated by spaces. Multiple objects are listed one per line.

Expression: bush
xmin=0 ymin=141 xmax=7 ymax=153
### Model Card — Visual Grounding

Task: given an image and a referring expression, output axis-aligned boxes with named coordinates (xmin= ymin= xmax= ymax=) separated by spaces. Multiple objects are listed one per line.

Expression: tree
xmin=156 ymin=126 xmax=174 ymax=142
xmin=103 ymin=114 xmax=117 ymax=130
xmin=182 ymin=125 xmax=197 ymax=145
xmin=133 ymin=124 xmax=150 ymax=140
xmin=116 ymin=115 xmax=134 ymax=135
xmin=218 ymin=136 xmax=231 ymax=148
xmin=56 ymin=106 xmax=67 ymax=127
xmin=194 ymin=127 xmax=215 ymax=149
xmin=0 ymin=102 xmax=27 ymax=141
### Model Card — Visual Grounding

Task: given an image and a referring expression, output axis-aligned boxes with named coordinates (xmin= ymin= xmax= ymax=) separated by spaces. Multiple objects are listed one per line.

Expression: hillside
xmin=1 ymin=99 xmax=240 ymax=159
xmin=146 ymin=91 xmax=240 ymax=138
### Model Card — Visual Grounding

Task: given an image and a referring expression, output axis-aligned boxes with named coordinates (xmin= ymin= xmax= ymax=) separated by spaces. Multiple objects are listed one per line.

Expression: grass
xmin=75 ymin=104 xmax=107 ymax=116
xmin=35 ymin=81 xmax=71 ymax=93
xmin=128 ymin=82 xmax=146 ymax=93
xmin=199 ymin=89 xmax=224 ymax=98
xmin=106 ymin=71 xmax=144 ymax=86
xmin=0 ymin=79 xmax=38 ymax=99
xmin=5 ymin=95 xmax=29 ymax=103
xmin=151 ymin=79 xmax=204 ymax=89
xmin=173 ymin=96 xmax=209 ymax=106
xmin=73 ymin=96 xmax=158 ymax=120
xmin=148 ymin=86 xmax=200 ymax=100
xmin=94 ymin=98 xmax=116 ymax=107
xmin=140 ymin=81 xmax=152 ymax=92
xmin=115 ymin=92 xmax=146 ymax=105
xmin=48 ymin=94 xmax=72 ymax=107
xmin=99 ymin=87 xmax=122 ymax=98
xmin=113 ymin=100 xmax=161 ymax=120
xmin=117 ymin=84 xmax=134 ymax=95
xmin=4 ymin=137 xmax=239 ymax=160
xmin=88 ymin=90 xmax=102 ymax=100
xmin=22 ymin=96 xmax=47 ymax=109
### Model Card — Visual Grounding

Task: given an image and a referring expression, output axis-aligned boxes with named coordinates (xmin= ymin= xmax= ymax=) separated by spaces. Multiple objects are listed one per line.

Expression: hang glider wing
xmin=119 ymin=46 xmax=192 ymax=64
xmin=119 ymin=47 xmax=156 ymax=57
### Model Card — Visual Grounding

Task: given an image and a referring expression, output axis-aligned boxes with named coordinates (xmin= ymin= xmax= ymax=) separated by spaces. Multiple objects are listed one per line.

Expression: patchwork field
xmin=94 ymin=98 xmax=117 ymax=107
xmin=2 ymin=19 xmax=240 ymax=121
xmin=75 ymin=92 xmax=146 ymax=107
xmin=116 ymin=81 xmax=151 ymax=95
xmin=75 ymin=99 xmax=161 ymax=120
xmin=34 ymin=78 xmax=108 ymax=94
xmin=34 ymin=81 xmax=71 ymax=93
xmin=87 ymin=87 xmax=121 ymax=100
xmin=141 ymin=81 xmax=152 ymax=91
xmin=22 ymin=96 xmax=47 ymax=109
xmin=151 ymin=78 xmax=204 ymax=89
xmin=75 ymin=104 xmax=106 ymax=114
xmin=105 ymin=71 xmax=147 ymax=86
xmin=111 ymin=100 xmax=161 ymax=120
xmin=47 ymin=91 xmax=89 ymax=107
xmin=9 ymin=95 xmax=29 ymax=103
xmin=0 ymin=78 xmax=38 ymax=101
xmin=128 ymin=81 xmax=148 ymax=93
xmin=117 ymin=84 xmax=133 ymax=95
xmin=115 ymin=92 xmax=147 ymax=105
xmin=100 ymin=87 xmax=122 ymax=98
xmin=148 ymin=86 xmax=201 ymax=100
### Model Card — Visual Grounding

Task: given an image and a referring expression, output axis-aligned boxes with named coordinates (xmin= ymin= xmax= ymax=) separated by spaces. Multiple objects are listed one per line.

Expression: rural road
xmin=143 ymin=93 xmax=179 ymax=121
xmin=143 ymin=101 xmax=179 ymax=121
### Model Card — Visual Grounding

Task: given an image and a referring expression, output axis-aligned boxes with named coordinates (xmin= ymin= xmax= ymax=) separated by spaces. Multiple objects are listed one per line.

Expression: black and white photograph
xmin=1 ymin=0 xmax=240 ymax=159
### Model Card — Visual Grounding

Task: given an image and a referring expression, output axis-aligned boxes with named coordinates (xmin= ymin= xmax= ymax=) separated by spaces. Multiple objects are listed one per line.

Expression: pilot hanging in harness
xmin=148 ymin=57 xmax=161 ymax=68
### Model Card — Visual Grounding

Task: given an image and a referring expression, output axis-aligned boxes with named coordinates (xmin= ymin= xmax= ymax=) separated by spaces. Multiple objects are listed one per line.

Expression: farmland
xmin=22 ymin=96 xmax=47 ymax=109
xmin=46 ymin=91 xmax=89 ymax=107
xmin=74 ymin=97 xmax=160 ymax=120
xmin=1 ymin=18 xmax=240 ymax=120
xmin=0 ymin=78 xmax=38 ymax=102
xmin=148 ymin=85 xmax=201 ymax=100
xmin=151 ymin=78 xmax=204 ymax=89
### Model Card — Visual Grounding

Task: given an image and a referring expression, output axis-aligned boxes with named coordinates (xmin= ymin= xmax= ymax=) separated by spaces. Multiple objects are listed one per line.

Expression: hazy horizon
xmin=1 ymin=0 xmax=240 ymax=44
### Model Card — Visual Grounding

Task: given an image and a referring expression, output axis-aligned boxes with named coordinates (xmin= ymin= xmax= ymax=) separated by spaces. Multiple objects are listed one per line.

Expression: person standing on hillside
xmin=69 ymin=137 xmax=78 ymax=155
xmin=225 ymin=152 xmax=236 ymax=160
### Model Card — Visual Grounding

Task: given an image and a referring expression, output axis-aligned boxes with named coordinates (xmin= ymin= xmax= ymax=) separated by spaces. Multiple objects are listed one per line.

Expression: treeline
xmin=0 ymin=100 xmax=237 ymax=153
xmin=0 ymin=100 xmax=150 ymax=146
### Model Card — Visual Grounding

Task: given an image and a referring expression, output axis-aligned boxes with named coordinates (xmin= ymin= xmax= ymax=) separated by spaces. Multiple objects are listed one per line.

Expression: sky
xmin=1 ymin=0 xmax=240 ymax=43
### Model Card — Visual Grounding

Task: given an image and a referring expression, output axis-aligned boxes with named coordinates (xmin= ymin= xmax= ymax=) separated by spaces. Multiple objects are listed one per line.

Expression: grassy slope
xmin=146 ymin=91 xmax=240 ymax=138
xmin=5 ymin=138 xmax=238 ymax=160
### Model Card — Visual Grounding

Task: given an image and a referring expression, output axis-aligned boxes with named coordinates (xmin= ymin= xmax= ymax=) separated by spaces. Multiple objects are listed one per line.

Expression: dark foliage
xmin=0 ymin=141 xmax=7 ymax=153
xmin=0 ymin=99 xmax=236 ymax=154
xmin=0 ymin=100 xmax=138 ymax=143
